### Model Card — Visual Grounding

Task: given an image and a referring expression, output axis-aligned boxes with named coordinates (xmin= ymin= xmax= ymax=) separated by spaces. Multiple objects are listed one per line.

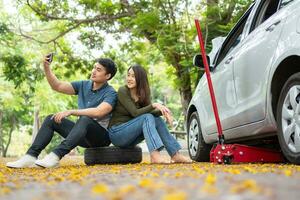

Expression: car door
xmin=231 ymin=0 xmax=286 ymax=127
xmin=199 ymin=8 xmax=252 ymax=134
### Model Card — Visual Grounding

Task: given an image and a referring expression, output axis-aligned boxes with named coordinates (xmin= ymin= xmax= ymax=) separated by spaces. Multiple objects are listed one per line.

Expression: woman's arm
xmin=150 ymin=108 xmax=173 ymax=127
xmin=118 ymin=87 xmax=155 ymax=117
xmin=150 ymin=109 xmax=162 ymax=116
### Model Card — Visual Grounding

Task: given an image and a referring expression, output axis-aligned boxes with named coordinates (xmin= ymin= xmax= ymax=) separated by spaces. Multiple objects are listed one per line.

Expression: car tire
xmin=187 ymin=112 xmax=212 ymax=161
xmin=84 ymin=146 xmax=143 ymax=165
xmin=277 ymin=72 xmax=300 ymax=164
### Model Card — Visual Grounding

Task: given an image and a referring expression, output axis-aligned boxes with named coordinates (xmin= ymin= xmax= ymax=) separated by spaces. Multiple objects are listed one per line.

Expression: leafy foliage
xmin=0 ymin=0 xmax=252 ymax=156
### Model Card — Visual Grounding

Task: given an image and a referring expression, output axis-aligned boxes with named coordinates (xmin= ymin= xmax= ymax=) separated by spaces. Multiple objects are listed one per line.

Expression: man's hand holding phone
xmin=46 ymin=53 xmax=53 ymax=63
xmin=44 ymin=53 xmax=54 ymax=68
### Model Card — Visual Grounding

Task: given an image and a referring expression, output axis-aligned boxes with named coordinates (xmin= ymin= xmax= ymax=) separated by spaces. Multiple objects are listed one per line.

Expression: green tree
xmin=0 ymin=0 xmax=88 ymax=156
xmin=204 ymin=0 xmax=252 ymax=48
xmin=15 ymin=0 xmax=251 ymax=113
xmin=0 ymin=1 xmax=253 ymax=157
xmin=0 ymin=78 xmax=33 ymax=157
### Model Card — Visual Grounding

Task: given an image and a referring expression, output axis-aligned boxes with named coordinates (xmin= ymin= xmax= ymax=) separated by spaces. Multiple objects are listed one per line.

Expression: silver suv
xmin=187 ymin=0 xmax=300 ymax=164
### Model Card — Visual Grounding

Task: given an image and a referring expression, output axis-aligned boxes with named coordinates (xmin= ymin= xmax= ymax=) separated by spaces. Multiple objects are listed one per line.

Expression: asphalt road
xmin=0 ymin=154 xmax=299 ymax=200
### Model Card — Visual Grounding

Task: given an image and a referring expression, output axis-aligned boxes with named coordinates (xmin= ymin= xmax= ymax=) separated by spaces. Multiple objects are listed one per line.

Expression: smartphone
xmin=46 ymin=53 xmax=54 ymax=63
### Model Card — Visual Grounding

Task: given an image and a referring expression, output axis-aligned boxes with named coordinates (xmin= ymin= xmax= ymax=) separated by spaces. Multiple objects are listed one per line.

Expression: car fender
xmin=266 ymin=47 xmax=300 ymax=123
xmin=187 ymin=78 xmax=213 ymax=144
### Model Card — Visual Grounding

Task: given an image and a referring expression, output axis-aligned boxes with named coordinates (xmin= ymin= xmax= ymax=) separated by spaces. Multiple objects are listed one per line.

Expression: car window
xmin=280 ymin=0 xmax=294 ymax=8
xmin=250 ymin=0 xmax=280 ymax=32
xmin=215 ymin=10 xmax=250 ymax=66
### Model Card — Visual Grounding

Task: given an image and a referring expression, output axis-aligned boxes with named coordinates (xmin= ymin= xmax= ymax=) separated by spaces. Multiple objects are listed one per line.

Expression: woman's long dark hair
xmin=128 ymin=64 xmax=151 ymax=107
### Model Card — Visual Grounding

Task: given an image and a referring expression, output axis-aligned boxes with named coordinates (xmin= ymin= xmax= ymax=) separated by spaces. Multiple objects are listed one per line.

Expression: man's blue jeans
xmin=108 ymin=114 xmax=181 ymax=156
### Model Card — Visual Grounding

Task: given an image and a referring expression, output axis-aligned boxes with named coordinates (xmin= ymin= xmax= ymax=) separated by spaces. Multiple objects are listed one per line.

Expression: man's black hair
xmin=96 ymin=58 xmax=117 ymax=80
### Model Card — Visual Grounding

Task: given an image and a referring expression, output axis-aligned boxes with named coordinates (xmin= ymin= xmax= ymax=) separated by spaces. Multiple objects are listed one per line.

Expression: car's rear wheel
xmin=187 ymin=112 xmax=212 ymax=161
xmin=277 ymin=72 xmax=300 ymax=164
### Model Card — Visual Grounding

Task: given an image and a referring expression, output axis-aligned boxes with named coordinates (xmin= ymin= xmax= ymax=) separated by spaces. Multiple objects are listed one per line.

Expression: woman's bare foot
xmin=171 ymin=152 xmax=192 ymax=163
xmin=150 ymin=151 xmax=170 ymax=164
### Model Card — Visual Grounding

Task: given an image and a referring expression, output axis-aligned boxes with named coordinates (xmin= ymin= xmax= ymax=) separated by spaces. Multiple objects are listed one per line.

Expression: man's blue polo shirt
xmin=71 ymin=80 xmax=117 ymax=129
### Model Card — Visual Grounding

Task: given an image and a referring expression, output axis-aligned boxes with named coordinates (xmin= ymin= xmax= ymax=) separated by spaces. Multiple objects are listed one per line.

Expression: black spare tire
xmin=84 ymin=146 xmax=143 ymax=165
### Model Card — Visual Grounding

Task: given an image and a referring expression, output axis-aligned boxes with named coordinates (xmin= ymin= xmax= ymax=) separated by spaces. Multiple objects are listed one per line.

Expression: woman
xmin=108 ymin=64 xmax=191 ymax=164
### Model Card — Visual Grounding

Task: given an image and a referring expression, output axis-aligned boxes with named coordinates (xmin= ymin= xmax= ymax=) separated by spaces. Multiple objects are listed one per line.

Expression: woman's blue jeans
xmin=108 ymin=114 xmax=181 ymax=156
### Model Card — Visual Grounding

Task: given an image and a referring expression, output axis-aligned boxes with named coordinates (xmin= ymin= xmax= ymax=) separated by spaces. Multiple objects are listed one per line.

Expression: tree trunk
xmin=206 ymin=0 xmax=219 ymax=17
xmin=179 ymin=91 xmax=192 ymax=115
xmin=205 ymin=0 xmax=220 ymax=50
xmin=178 ymin=74 xmax=193 ymax=115
xmin=221 ymin=0 xmax=237 ymax=24
xmin=3 ymin=115 xmax=15 ymax=157
xmin=207 ymin=0 xmax=218 ymax=4
xmin=207 ymin=0 xmax=237 ymax=25
xmin=171 ymin=55 xmax=193 ymax=115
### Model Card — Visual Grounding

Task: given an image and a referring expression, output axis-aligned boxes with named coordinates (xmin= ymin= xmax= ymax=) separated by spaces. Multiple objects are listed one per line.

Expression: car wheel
xmin=187 ymin=112 xmax=212 ymax=161
xmin=277 ymin=72 xmax=300 ymax=164
xmin=84 ymin=146 xmax=142 ymax=165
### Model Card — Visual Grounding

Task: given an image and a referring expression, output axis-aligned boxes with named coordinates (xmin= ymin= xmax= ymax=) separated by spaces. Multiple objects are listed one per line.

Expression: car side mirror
xmin=193 ymin=54 xmax=211 ymax=70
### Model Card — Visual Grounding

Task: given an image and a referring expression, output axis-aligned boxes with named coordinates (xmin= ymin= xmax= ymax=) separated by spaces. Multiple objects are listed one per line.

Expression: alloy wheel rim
xmin=282 ymin=85 xmax=300 ymax=153
xmin=189 ymin=118 xmax=199 ymax=156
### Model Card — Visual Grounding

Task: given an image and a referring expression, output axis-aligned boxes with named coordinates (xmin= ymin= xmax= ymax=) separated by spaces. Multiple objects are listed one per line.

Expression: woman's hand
xmin=152 ymin=103 xmax=171 ymax=116
xmin=164 ymin=112 xmax=174 ymax=128
xmin=52 ymin=110 xmax=72 ymax=123
xmin=152 ymin=103 xmax=173 ymax=127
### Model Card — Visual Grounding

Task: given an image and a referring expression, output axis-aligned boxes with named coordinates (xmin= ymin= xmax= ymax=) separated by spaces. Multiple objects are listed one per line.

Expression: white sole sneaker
xmin=35 ymin=162 xmax=59 ymax=168
xmin=6 ymin=154 xmax=37 ymax=168
xmin=35 ymin=152 xmax=60 ymax=168
xmin=6 ymin=163 xmax=38 ymax=168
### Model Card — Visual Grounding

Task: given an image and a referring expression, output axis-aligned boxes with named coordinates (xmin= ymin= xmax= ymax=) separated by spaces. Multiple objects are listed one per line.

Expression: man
xmin=6 ymin=55 xmax=117 ymax=168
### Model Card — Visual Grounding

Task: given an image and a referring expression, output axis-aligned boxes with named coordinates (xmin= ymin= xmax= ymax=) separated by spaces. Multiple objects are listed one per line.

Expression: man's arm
xmin=52 ymin=102 xmax=113 ymax=123
xmin=70 ymin=102 xmax=113 ymax=118
xmin=43 ymin=57 xmax=75 ymax=95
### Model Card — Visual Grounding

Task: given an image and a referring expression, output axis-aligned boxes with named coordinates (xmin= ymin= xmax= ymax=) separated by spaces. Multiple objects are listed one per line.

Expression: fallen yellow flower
xmin=0 ymin=187 xmax=11 ymax=195
xmin=201 ymin=184 xmax=219 ymax=195
xmin=230 ymin=179 xmax=261 ymax=194
xmin=92 ymin=183 xmax=109 ymax=194
xmin=205 ymin=174 xmax=216 ymax=185
xmin=162 ymin=191 xmax=187 ymax=200
xmin=118 ymin=184 xmax=136 ymax=194
xmin=193 ymin=166 xmax=205 ymax=174
xmin=284 ymin=169 xmax=292 ymax=177
xmin=174 ymin=172 xmax=184 ymax=178
xmin=224 ymin=168 xmax=241 ymax=175
xmin=243 ymin=166 xmax=257 ymax=174
xmin=139 ymin=178 xmax=153 ymax=188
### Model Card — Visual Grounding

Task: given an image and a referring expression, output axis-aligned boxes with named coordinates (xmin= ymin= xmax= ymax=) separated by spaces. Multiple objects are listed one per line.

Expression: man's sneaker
xmin=35 ymin=152 xmax=60 ymax=168
xmin=6 ymin=154 xmax=37 ymax=168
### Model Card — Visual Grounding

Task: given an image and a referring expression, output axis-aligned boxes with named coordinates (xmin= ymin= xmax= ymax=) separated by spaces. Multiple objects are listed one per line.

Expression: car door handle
xmin=266 ymin=20 xmax=281 ymax=32
xmin=225 ymin=56 xmax=233 ymax=64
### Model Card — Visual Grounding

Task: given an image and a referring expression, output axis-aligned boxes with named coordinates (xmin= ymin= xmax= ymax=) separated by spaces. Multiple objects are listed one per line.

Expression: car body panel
xmin=231 ymin=3 xmax=286 ymax=127
xmin=188 ymin=0 xmax=300 ymax=144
